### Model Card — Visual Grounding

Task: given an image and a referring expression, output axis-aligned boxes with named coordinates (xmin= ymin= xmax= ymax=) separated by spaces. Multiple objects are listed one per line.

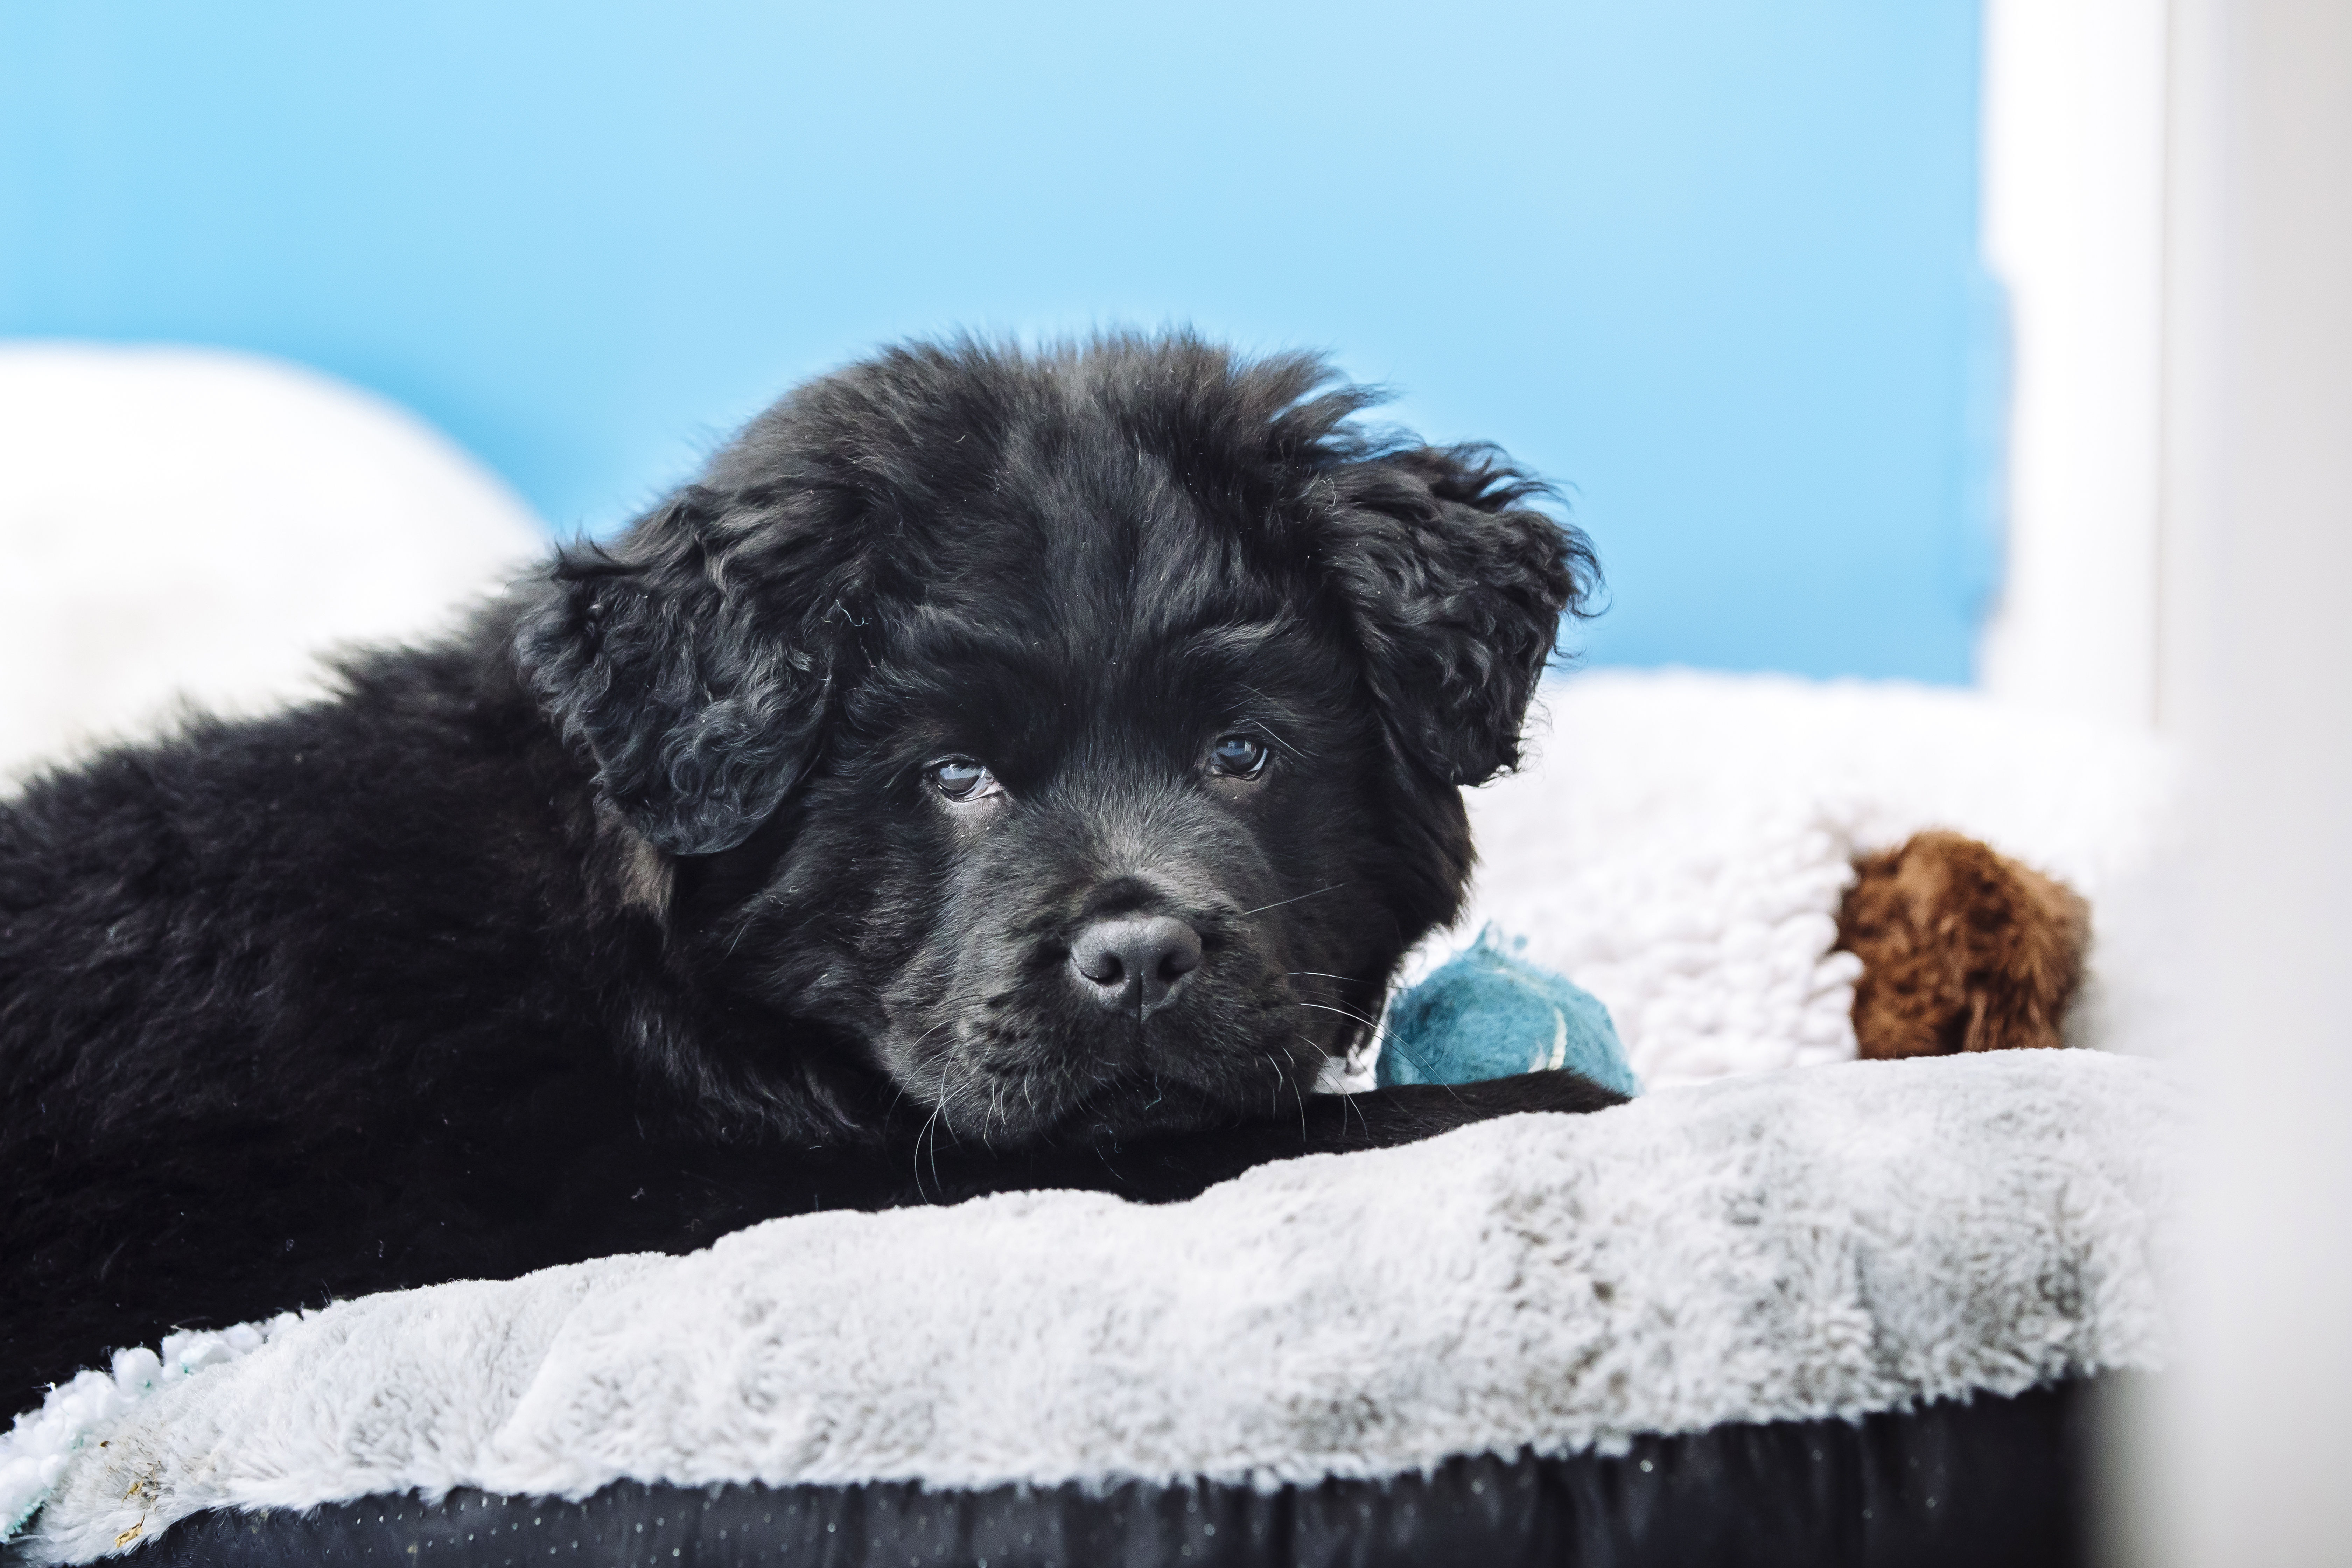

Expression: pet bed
xmin=0 ymin=670 xmax=2185 ymax=1566
xmin=8 ymin=1050 xmax=2175 ymax=1567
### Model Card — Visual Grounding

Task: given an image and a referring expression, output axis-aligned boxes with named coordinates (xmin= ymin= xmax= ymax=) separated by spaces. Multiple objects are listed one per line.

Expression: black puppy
xmin=0 ymin=334 xmax=1614 ymax=1412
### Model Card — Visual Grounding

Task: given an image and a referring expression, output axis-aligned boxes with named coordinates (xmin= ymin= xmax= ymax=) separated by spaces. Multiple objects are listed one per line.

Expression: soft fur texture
xmin=9 ymin=1050 xmax=2181 ymax=1565
xmin=0 ymin=335 xmax=1620 ymax=1414
xmin=1837 ymin=830 xmax=2091 ymax=1058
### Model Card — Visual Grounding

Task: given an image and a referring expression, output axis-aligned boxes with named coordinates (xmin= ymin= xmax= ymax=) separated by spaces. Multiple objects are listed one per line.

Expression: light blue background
xmin=0 ymin=1 xmax=1992 ymax=681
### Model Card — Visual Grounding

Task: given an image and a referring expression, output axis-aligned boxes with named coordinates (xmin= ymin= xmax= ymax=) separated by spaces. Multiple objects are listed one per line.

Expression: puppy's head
xmin=518 ymin=336 xmax=1596 ymax=1142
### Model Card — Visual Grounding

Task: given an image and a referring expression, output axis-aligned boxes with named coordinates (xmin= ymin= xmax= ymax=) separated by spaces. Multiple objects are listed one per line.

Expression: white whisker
xmin=1239 ymin=882 xmax=1348 ymax=918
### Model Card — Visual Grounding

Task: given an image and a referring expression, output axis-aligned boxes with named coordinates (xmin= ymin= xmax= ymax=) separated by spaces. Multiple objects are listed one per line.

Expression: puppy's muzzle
xmin=1068 ymin=915 xmax=1202 ymax=1018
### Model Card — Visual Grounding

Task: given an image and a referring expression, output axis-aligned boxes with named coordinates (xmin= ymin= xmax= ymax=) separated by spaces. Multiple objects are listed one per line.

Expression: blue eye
xmin=1209 ymin=734 xmax=1270 ymax=779
xmin=931 ymin=757 xmax=998 ymax=801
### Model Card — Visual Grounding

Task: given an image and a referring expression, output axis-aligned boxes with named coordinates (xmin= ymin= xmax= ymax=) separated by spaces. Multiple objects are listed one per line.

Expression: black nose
xmin=1068 ymin=916 xmax=1203 ymax=1017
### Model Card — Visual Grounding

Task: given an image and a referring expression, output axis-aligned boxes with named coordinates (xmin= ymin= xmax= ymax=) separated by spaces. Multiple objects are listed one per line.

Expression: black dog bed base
xmin=83 ymin=1378 xmax=2109 ymax=1568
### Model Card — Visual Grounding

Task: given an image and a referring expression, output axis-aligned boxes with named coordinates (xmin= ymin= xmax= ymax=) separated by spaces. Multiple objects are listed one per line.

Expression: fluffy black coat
xmin=0 ymin=335 xmax=1611 ymax=1413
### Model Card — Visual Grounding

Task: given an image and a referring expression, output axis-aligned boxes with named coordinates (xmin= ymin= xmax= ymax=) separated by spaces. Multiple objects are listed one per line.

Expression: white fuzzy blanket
xmin=14 ymin=1050 xmax=2178 ymax=1564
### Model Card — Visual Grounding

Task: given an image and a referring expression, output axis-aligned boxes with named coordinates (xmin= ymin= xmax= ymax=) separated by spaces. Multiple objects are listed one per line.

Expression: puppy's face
xmin=520 ymin=338 xmax=1592 ymax=1143
xmin=693 ymin=507 xmax=1409 ymax=1142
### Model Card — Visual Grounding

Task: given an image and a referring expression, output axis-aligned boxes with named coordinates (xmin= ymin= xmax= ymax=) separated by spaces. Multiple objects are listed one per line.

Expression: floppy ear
xmin=513 ymin=486 xmax=835 ymax=856
xmin=1322 ymin=446 xmax=1597 ymax=785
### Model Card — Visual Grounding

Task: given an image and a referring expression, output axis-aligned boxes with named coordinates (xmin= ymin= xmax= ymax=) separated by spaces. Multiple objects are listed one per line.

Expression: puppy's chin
xmin=886 ymin=1025 xmax=1333 ymax=1146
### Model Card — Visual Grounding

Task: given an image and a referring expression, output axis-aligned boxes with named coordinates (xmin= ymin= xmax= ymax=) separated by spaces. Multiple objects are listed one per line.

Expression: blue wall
xmin=0 ymin=0 xmax=1991 ymax=681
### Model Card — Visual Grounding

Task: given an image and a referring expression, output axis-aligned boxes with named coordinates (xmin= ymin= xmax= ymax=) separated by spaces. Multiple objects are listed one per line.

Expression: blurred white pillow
xmin=0 ymin=344 xmax=547 ymax=783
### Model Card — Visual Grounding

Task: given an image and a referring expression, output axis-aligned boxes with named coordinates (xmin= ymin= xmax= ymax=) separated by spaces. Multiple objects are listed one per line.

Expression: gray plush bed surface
xmin=7 ymin=1049 xmax=2178 ymax=1564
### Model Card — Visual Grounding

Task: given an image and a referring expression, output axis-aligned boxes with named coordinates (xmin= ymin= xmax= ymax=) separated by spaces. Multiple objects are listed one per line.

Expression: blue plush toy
xmin=1377 ymin=927 xmax=1642 ymax=1097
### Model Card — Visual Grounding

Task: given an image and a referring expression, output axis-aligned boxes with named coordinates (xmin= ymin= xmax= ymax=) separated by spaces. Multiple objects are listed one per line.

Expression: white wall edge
xmin=1975 ymin=0 xmax=2173 ymax=729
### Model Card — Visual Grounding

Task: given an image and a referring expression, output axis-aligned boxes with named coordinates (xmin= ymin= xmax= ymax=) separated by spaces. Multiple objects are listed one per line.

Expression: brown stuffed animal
xmin=1836 ymin=830 xmax=2091 ymax=1059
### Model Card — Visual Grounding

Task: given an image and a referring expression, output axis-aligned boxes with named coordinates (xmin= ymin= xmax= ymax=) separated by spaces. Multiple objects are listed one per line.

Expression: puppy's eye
xmin=1208 ymin=734 xmax=1270 ymax=780
xmin=930 ymin=757 xmax=1000 ymax=802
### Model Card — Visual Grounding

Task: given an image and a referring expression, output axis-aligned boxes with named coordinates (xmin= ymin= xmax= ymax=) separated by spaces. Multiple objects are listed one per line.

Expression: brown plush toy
xmin=1835 ymin=830 xmax=2091 ymax=1059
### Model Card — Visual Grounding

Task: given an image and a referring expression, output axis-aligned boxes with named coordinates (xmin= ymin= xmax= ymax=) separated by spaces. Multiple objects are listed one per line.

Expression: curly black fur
xmin=0 ymin=334 xmax=1610 ymax=1412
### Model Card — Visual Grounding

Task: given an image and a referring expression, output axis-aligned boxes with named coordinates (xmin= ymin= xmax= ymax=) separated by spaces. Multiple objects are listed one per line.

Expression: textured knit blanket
xmin=1441 ymin=669 xmax=2182 ymax=1087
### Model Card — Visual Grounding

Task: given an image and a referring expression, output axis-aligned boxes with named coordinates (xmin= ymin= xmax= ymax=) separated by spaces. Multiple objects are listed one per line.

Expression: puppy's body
xmin=1 ymin=337 xmax=1613 ymax=1409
